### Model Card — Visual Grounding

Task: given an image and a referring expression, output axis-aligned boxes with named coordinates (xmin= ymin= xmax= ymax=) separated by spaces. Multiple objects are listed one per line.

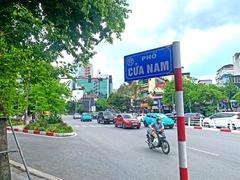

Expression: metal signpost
xmin=124 ymin=41 xmax=188 ymax=180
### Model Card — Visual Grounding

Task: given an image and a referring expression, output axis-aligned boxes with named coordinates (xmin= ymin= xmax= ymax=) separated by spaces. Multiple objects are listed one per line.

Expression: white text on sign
xmin=128 ymin=61 xmax=169 ymax=77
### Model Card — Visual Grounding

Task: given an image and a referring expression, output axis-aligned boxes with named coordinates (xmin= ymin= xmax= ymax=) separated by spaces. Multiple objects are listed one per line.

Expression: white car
xmin=73 ymin=113 xmax=81 ymax=119
xmin=203 ymin=112 xmax=240 ymax=130
xmin=136 ymin=114 xmax=145 ymax=122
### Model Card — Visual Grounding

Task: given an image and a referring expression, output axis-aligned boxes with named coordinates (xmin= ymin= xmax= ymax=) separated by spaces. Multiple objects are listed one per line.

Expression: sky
xmin=88 ymin=0 xmax=240 ymax=89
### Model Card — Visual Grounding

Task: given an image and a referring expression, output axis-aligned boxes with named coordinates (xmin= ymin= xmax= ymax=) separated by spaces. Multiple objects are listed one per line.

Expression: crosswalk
xmin=74 ymin=124 xmax=114 ymax=128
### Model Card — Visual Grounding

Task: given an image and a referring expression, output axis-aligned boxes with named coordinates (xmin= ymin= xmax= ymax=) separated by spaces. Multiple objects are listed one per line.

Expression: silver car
xmin=203 ymin=112 xmax=240 ymax=130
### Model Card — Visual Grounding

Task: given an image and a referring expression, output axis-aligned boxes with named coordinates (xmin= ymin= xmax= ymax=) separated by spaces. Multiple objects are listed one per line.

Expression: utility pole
xmin=0 ymin=116 xmax=11 ymax=180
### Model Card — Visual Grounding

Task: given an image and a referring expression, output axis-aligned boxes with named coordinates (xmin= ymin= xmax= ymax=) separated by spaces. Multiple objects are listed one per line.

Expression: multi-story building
xmin=216 ymin=64 xmax=234 ymax=85
xmin=60 ymin=75 xmax=112 ymax=112
xmin=72 ymin=64 xmax=93 ymax=78
xmin=74 ymin=76 xmax=112 ymax=98
xmin=233 ymin=53 xmax=240 ymax=73
xmin=216 ymin=53 xmax=240 ymax=86
xmin=230 ymin=53 xmax=240 ymax=87
xmin=83 ymin=64 xmax=93 ymax=77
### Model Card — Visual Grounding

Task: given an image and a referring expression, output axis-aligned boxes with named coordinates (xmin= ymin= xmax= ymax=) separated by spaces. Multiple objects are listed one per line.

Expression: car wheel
xmin=169 ymin=125 xmax=174 ymax=129
xmin=137 ymin=126 xmax=140 ymax=129
xmin=115 ymin=123 xmax=118 ymax=128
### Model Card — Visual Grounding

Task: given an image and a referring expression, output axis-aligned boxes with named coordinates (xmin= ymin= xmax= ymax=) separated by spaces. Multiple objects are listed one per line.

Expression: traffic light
xmin=88 ymin=75 xmax=91 ymax=83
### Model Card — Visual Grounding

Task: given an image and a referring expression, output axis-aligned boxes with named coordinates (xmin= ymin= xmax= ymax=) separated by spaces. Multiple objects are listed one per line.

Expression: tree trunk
xmin=0 ymin=117 xmax=11 ymax=180
xmin=24 ymin=71 xmax=31 ymax=125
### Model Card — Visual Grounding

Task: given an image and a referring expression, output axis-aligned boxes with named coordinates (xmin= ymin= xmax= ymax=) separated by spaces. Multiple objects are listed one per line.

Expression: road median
xmin=7 ymin=126 xmax=76 ymax=137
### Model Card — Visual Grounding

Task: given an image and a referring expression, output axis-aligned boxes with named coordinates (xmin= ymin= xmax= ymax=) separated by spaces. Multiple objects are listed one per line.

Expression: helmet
xmin=156 ymin=116 xmax=161 ymax=122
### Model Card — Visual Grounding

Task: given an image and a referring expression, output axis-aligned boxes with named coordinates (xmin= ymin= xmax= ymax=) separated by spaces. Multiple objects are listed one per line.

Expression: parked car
xmin=81 ymin=113 xmax=92 ymax=122
xmin=135 ymin=114 xmax=145 ymax=122
xmin=165 ymin=113 xmax=177 ymax=122
xmin=184 ymin=113 xmax=204 ymax=126
xmin=143 ymin=113 xmax=174 ymax=128
xmin=97 ymin=111 xmax=114 ymax=124
xmin=115 ymin=114 xmax=141 ymax=129
xmin=73 ymin=113 xmax=81 ymax=119
xmin=91 ymin=112 xmax=98 ymax=119
xmin=203 ymin=112 xmax=240 ymax=130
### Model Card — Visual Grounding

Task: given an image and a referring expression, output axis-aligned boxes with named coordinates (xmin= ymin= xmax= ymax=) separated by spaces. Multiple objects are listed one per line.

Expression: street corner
xmin=7 ymin=127 xmax=77 ymax=138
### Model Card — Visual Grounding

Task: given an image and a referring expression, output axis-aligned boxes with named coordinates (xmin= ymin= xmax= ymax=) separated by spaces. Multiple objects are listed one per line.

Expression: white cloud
xmin=185 ymin=0 xmax=214 ymax=14
xmin=90 ymin=52 xmax=124 ymax=89
xmin=122 ymin=0 xmax=173 ymax=45
xmin=58 ymin=1 xmax=240 ymax=89
xmin=181 ymin=24 xmax=240 ymax=68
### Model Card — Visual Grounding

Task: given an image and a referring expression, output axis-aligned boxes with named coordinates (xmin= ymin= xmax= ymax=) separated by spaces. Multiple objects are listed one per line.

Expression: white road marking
xmin=88 ymin=124 xmax=96 ymax=127
xmin=187 ymin=146 xmax=220 ymax=157
xmin=81 ymin=125 xmax=88 ymax=127
xmin=74 ymin=125 xmax=79 ymax=128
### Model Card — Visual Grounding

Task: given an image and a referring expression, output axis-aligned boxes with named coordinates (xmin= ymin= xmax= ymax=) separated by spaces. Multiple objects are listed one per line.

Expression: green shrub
xmin=25 ymin=122 xmax=41 ymax=130
xmin=47 ymin=115 xmax=62 ymax=124
xmin=38 ymin=119 xmax=48 ymax=128
xmin=7 ymin=119 xmax=24 ymax=126
xmin=25 ymin=121 xmax=73 ymax=133
xmin=46 ymin=123 xmax=73 ymax=133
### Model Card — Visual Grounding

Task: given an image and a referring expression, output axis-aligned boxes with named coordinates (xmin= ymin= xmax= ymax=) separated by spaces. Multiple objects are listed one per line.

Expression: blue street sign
xmin=124 ymin=45 xmax=174 ymax=81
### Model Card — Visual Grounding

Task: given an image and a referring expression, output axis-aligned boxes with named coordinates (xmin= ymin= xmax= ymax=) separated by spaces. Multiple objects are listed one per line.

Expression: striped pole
xmin=173 ymin=41 xmax=188 ymax=180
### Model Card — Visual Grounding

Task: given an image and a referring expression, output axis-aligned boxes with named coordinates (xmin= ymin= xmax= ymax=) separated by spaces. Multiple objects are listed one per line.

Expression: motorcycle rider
xmin=147 ymin=116 xmax=165 ymax=146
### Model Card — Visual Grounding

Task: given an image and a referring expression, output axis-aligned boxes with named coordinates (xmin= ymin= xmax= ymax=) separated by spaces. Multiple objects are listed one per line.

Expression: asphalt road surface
xmin=8 ymin=115 xmax=240 ymax=180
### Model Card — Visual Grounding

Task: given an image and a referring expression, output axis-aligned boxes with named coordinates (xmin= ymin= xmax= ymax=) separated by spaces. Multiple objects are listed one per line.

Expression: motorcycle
xmin=146 ymin=130 xmax=170 ymax=154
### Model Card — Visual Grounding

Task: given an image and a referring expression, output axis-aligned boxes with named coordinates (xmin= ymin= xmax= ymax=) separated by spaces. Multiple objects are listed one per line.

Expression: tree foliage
xmin=29 ymin=80 xmax=69 ymax=115
xmin=107 ymin=92 xmax=130 ymax=112
xmin=163 ymin=80 xmax=226 ymax=116
xmin=0 ymin=1 xmax=130 ymax=65
xmin=96 ymin=98 xmax=108 ymax=111
xmin=0 ymin=1 xmax=129 ymax=115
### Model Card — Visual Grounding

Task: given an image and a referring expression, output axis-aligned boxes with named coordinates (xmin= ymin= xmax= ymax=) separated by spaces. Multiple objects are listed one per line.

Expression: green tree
xmin=163 ymin=80 xmax=226 ymax=116
xmin=107 ymin=92 xmax=130 ymax=112
xmin=1 ymin=1 xmax=130 ymax=65
xmin=65 ymin=101 xmax=75 ymax=114
xmin=29 ymin=80 xmax=69 ymax=115
xmin=96 ymin=98 xmax=108 ymax=111
xmin=0 ymin=1 xmax=130 ymax=115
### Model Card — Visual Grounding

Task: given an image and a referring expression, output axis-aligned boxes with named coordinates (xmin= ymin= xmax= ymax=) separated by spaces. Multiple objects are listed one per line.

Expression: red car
xmin=114 ymin=114 xmax=141 ymax=129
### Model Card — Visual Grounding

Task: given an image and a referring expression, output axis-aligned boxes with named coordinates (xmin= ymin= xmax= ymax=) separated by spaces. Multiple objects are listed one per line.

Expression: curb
xmin=10 ymin=160 xmax=62 ymax=180
xmin=7 ymin=127 xmax=76 ymax=137
xmin=186 ymin=126 xmax=240 ymax=134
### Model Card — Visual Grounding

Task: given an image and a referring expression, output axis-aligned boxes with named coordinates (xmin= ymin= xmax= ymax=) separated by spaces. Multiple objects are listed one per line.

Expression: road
xmin=8 ymin=115 xmax=240 ymax=180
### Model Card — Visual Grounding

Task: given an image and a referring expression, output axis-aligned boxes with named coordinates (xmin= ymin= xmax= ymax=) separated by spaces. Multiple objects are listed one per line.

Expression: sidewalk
xmin=11 ymin=166 xmax=45 ymax=180
xmin=10 ymin=160 xmax=62 ymax=180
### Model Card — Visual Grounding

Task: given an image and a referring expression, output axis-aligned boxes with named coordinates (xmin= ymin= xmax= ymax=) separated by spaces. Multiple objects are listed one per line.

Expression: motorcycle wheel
xmin=161 ymin=140 xmax=170 ymax=154
xmin=147 ymin=141 xmax=153 ymax=149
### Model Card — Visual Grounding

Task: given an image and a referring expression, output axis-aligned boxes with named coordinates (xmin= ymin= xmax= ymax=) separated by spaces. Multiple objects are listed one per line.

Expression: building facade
xmin=198 ymin=79 xmax=213 ymax=85
xmin=75 ymin=76 xmax=112 ymax=98
xmin=216 ymin=64 xmax=234 ymax=85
